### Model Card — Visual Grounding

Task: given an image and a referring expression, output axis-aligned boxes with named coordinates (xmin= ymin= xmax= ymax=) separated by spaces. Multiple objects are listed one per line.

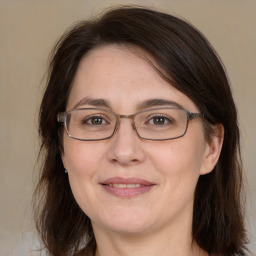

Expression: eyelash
xmin=146 ymin=115 xmax=173 ymax=125
xmin=82 ymin=116 xmax=108 ymax=125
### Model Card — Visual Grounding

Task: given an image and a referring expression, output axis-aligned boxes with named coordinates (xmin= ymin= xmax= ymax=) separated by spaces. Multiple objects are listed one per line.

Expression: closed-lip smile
xmin=100 ymin=177 xmax=156 ymax=198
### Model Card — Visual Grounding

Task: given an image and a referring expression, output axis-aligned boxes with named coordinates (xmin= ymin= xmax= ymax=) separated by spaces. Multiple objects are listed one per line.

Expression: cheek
xmin=147 ymin=136 xmax=206 ymax=186
xmin=61 ymin=139 xmax=107 ymax=217
xmin=62 ymin=139 xmax=102 ymax=184
xmin=62 ymin=138 xmax=105 ymax=175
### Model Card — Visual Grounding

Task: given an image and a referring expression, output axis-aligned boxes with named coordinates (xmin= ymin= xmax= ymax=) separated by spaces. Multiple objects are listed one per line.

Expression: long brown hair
xmin=34 ymin=6 xmax=248 ymax=255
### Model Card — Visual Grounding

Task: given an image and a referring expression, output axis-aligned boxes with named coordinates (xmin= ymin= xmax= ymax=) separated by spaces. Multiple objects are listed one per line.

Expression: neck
xmin=93 ymin=216 xmax=208 ymax=256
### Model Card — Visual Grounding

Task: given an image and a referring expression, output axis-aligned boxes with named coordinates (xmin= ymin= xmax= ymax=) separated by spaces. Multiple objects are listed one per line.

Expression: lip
xmin=100 ymin=177 xmax=156 ymax=199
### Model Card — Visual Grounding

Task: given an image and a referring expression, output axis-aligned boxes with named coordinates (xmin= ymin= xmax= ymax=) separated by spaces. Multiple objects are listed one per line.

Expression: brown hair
xmin=34 ymin=6 xmax=248 ymax=255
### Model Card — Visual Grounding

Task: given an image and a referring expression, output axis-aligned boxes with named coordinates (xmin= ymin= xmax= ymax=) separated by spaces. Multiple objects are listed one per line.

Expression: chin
xmin=105 ymin=221 xmax=152 ymax=235
xmin=94 ymin=210 xmax=155 ymax=235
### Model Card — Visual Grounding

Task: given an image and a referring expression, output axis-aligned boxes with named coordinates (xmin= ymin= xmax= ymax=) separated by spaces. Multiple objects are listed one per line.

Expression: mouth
xmin=107 ymin=183 xmax=143 ymax=188
xmin=100 ymin=177 xmax=156 ymax=198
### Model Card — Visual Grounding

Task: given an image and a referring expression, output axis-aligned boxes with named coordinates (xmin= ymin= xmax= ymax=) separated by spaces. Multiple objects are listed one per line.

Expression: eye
xmin=148 ymin=115 xmax=172 ymax=126
xmin=83 ymin=116 xmax=107 ymax=125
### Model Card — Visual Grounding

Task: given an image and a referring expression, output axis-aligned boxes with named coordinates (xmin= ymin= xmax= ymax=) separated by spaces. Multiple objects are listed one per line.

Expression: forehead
xmin=67 ymin=44 xmax=198 ymax=112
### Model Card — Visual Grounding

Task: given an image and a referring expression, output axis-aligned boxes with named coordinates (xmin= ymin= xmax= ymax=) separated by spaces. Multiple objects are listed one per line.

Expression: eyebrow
xmin=72 ymin=97 xmax=184 ymax=111
xmin=136 ymin=99 xmax=184 ymax=111
xmin=72 ymin=97 xmax=111 ymax=109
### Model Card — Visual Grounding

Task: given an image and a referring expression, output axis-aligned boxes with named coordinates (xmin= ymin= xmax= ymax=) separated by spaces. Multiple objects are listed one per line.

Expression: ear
xmin=200 ymin=124 xmax=224 ymax=175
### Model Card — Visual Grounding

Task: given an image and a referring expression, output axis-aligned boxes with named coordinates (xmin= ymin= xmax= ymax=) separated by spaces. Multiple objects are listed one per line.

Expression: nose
xmin=107 ymin=118 xmax=146 ymax=166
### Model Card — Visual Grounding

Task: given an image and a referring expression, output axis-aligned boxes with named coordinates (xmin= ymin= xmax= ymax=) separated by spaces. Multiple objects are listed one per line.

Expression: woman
xmin=34 ymin=6 xmax=248 ymax=256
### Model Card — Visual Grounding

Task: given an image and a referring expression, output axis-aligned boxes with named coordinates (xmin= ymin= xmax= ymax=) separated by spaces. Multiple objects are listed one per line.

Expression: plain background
xmin=0 ymin=0 xmax=255 ymax=255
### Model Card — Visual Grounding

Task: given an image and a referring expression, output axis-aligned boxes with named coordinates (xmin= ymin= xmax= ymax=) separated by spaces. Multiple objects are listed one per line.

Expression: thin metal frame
xmin=57 ymin=107 xmax=204 ymax=141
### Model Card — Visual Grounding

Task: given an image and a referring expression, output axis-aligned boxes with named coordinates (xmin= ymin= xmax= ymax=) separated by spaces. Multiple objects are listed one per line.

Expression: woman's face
xmin=62 ymin=44 xmax=219 ymax=236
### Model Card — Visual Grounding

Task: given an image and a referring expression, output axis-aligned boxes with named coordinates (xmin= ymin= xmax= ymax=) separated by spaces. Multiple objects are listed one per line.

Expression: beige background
xmin=0 ymin=0 xmax=255 ymax=255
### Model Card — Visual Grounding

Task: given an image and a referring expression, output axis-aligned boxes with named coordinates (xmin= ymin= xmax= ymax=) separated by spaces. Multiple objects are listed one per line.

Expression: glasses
xmin=57 ymin=107 xmax=203 ymax=141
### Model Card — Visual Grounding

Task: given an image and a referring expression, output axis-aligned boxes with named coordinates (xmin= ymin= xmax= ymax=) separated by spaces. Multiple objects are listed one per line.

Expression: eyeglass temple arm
xmin=57 ymin=112 xmax=65 ymax=123
xmin=189 ymin=112 xmax=204 ymax=120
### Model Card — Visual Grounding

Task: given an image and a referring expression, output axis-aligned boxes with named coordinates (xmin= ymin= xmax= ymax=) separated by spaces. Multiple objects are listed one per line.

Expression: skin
xmin=62 ymin=44 xmax=223 ymax=256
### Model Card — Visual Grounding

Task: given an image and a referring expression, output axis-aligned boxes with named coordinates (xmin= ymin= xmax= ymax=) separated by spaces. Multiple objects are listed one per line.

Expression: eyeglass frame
xmin=57 ymin=107 xmax=204 ymax=141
